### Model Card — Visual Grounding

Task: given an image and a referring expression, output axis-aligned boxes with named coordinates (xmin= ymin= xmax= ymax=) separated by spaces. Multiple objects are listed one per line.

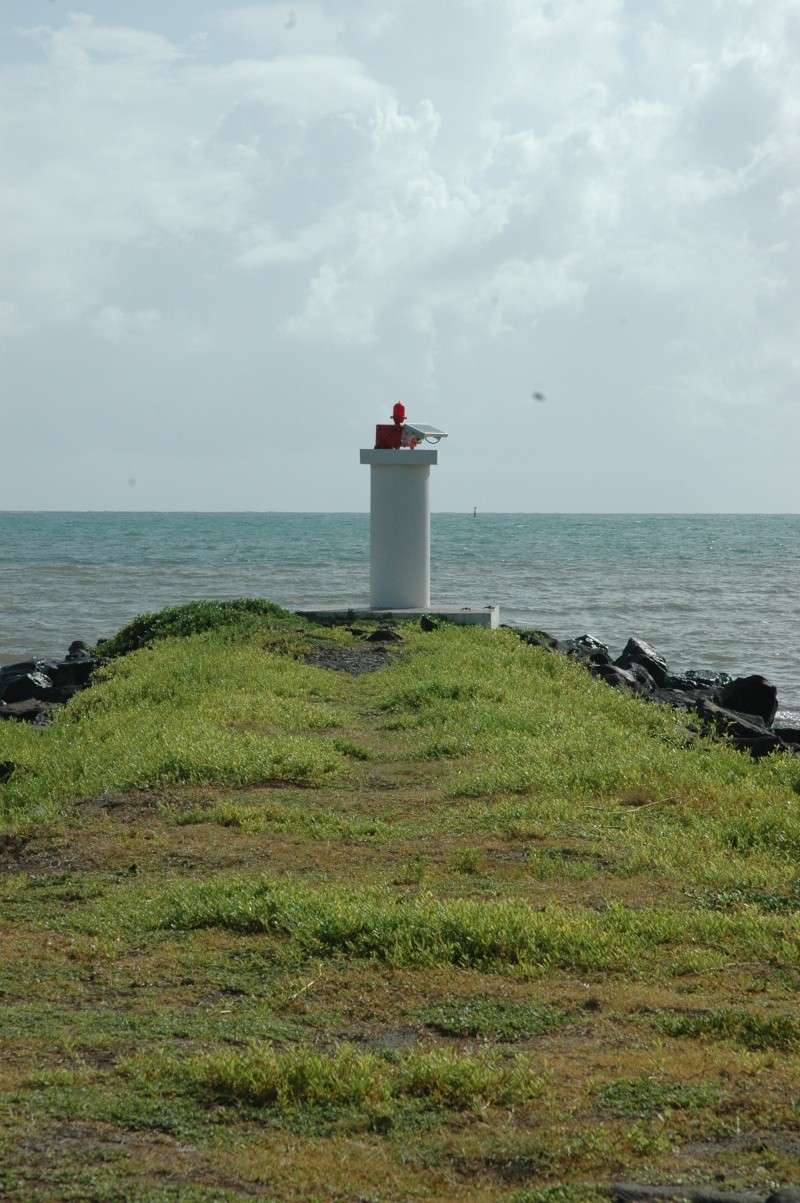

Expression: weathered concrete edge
xmin=295 ymin=605 xmax=501 ymax=629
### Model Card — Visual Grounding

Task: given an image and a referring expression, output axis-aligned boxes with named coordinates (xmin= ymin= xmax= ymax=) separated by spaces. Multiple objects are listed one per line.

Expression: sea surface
xmin=1 ymin=512 xmax=798 ymax=718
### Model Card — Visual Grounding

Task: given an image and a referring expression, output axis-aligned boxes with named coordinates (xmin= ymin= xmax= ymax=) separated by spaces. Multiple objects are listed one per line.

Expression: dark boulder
xmin=0 ymin=761 xmax=16 ymax=783
xmin=698 ymin=700 xmax=788 ymax=758
xmin=612 ymin=1185 xmax=763 ymax=1203
xmin=0 ymin=660 xmax=37 ymax=681
xmin=39 ymin=657 xmax=98 ymax=693
xmin=615 ymin=638 xmax=669 ymax=687
xmin=590 ymin=663 xmax=646 ymax=694
xmin=518 ymin=629 xmax=561 ymax=652
xmin=0 ymin=699 xmax=49 ymax=722
xmin=565 ymin=634 xmax=611 ymax=665
xmin=651 ymin=687 xmax=704 ymax=712
xmin=774 ymin=727 xmax=800 ymax=748
xmin=0 ymin=671 xmax=54 ymax=705
xmin=0 ymin=649 xmax=98 ymax=711
xmin=625 ymin=662 xmax=657 ymax=693
xmin=719 ymin=674 xmax=778 ymax=726
xmin=420 ymin=615 xmax=439 ymax=632
xmin=66 ymin=640 xmax=92 ymax=660
xmin=666 ymin=669 xmax=732 ymax=692
xmin=366 ymin=627 xmax=403 ymax=643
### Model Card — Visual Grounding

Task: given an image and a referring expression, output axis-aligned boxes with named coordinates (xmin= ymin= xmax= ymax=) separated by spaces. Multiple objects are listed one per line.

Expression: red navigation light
xmin=375 ymin=401 xmax=410 ymax=448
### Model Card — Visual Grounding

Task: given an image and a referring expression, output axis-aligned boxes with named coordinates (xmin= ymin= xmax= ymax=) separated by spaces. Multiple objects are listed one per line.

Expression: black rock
xmin=66 ymin=640 xmax=92 ymax=660
xmin=565 ymin=634 xmax=611 ymax=665
xmin=518 ymin=629 xmax=561 ymax=651
xmin=0 ymin=699 xmax=49 ymax=722
xmin=698 ymin=700 xmax=786 ymax=758
xmin=0 ymin=671 xmax=54 ymax=705
xmin=719 ymin=674 xmax=779 ymax=726
xmin=615 ymin=637 xmax=669 ymax=687
xmin=625 ymin=662 xmax=657 ymax=693
xmin=41 ymin=657 xmax=98 ymax=692
xmin=590 ymin=663 xmax=645 ymax=694
xmin=774 ymin=727 xmax=800 ymax=747
xmin=0 ymin=761 xmax=15 ymax=783
xmin=0 ymin=651 xmax=98 ymax=710
xmin=0 ymin=660 xmax=37 ymax=681
xmin=766 ymin=1191 xmax=800 ymax=1203
xmin=366 ymin=627 xmax=403 ymax=643
xmin=651 ymin=687 xmax=704 ymax=712
xmin=667 ymin=669 xmax=733 ymax=692
xmin=420 ymin=615 xmax=439 ymax=632
xmin=612 ymin=1185 xmax=762 ymax=1203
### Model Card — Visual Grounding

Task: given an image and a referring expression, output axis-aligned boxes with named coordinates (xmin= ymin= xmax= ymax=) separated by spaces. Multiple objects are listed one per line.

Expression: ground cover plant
xmin=2 ymin=602 xmax=800 ymax=1201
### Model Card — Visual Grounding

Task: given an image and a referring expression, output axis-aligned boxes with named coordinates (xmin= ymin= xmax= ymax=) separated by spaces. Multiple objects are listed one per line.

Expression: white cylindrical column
xmin=360 ymin=448 xmax=438 ymax=609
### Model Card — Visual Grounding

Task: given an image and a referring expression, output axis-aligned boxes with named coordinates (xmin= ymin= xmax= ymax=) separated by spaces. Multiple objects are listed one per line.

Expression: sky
xmin=0 ymin=0 xmax=798 ymax=512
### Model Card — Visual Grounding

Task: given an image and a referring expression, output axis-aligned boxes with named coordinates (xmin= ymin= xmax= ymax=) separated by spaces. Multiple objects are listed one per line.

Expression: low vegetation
xmin=2 ymin=600 xmax=800 ymax=1201
xmin=96 ymin=597 xmax=301 ymax=658
xmin=170 ymin=1042 xmax=544 ymax=1115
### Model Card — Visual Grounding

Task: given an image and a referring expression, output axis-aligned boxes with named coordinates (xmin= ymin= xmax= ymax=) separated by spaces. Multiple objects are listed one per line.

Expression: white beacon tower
xmin=296 ymin=405 xmax=498 ymax=627
xmin=359 ymin=402 xmax=444 ymax=610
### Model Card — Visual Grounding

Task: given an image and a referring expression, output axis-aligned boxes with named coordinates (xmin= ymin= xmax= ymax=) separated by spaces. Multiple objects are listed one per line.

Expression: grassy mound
xmin=97 ymin=598 xmax=302 ymax=658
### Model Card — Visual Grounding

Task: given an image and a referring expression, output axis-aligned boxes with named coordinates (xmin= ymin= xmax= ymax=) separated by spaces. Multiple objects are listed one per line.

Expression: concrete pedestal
xmin=360 ymin=448 xmax=436 ymax=610
xmin=296 ymin=605 xmax=501 ymax=629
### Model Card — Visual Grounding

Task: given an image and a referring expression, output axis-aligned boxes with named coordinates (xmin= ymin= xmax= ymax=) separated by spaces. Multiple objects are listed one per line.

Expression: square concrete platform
xmin=295 ymin=605 xmax=500 ymax=629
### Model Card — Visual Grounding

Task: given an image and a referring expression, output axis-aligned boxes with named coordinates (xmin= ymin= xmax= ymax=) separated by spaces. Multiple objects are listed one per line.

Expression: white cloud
xmin=92 ymin=305 xmax=162 ymax=343
xmin=0 ymin=1 xmax=798 ymax=509
xmin=0 ymin=301 xmax=27 ymax=340
xmin=213 ymin=4 xmax=344 ymax=55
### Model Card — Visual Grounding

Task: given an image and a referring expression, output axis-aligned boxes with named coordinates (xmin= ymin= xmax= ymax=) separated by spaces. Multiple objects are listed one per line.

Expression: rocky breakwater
xmin=518 ymin=630 xmax=800 ymax=759
xmin=0 ymin=642 xmax=101 ymax=725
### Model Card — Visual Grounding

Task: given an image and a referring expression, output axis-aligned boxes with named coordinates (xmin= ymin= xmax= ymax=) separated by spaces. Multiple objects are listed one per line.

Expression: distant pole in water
xmin=473 ymin=506 xmax=477 ymax=518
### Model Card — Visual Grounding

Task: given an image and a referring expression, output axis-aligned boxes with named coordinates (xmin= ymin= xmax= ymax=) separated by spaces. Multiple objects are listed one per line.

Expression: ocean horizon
xmin=2 ymin=510 xmax=798 ymax=718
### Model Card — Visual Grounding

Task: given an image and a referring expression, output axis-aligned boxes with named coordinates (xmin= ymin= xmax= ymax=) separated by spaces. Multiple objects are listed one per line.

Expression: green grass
xmin=366 ymin=627 xmax=800 ymax=809
xmin=420 ymin=999 xmax=569 ymax=1041
xmin=657 ymin=1008 xmax=800 ymax=1050
xmin=597 ymin=1075 xmax=718 ymax=1117
xmin=4 ymin=603 xmax=800 ymax=1200
xmin=690 ymin=879 xmax=800 ymax=913
xmin=96 ymin=598 xmax=304 ymax=658
xmin=129 ymin=876 xmax=796 ymax=975
xmin=453 ymin=847 xmax=485 ymax=875
xmin=165 ymin=797 xmax=391 ymax=842
xmin=513 ymin=1190 xmax=608 ymax=1203
xmin=172 ymin=1043 xmax=544 ymax=1114
xmin=0 ymin=625 xmax=355 ymax=824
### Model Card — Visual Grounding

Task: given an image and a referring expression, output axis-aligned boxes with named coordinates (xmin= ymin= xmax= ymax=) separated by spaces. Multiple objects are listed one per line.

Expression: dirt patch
xmin=77 ymin=790 xmax=163 ymax=817
xmin=304 ymin=643 xmax=397 ymax=675
xmin=13 ymin=1119 xmax=150 ymax=1161
xmin=0 ymin=831 xmax=31 ymax=863
xmin=348 ymin=1024 xmax=423 ymax=1052
xmin=681 ymin=1130 xmax=800 ymax=1159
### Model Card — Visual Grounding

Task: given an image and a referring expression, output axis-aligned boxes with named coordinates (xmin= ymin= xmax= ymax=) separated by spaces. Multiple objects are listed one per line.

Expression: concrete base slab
xmin=295 ymin=604 xmax=500 ymax=629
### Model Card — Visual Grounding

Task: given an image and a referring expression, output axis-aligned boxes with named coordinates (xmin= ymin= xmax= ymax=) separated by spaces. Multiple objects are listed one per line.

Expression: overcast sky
xmin=1 ymin=0 xmax=798 ymax=511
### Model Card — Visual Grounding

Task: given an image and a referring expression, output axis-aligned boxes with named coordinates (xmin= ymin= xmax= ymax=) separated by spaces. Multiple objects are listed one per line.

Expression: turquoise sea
xmin=1 ymin=512 xmax=798 ymax=716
